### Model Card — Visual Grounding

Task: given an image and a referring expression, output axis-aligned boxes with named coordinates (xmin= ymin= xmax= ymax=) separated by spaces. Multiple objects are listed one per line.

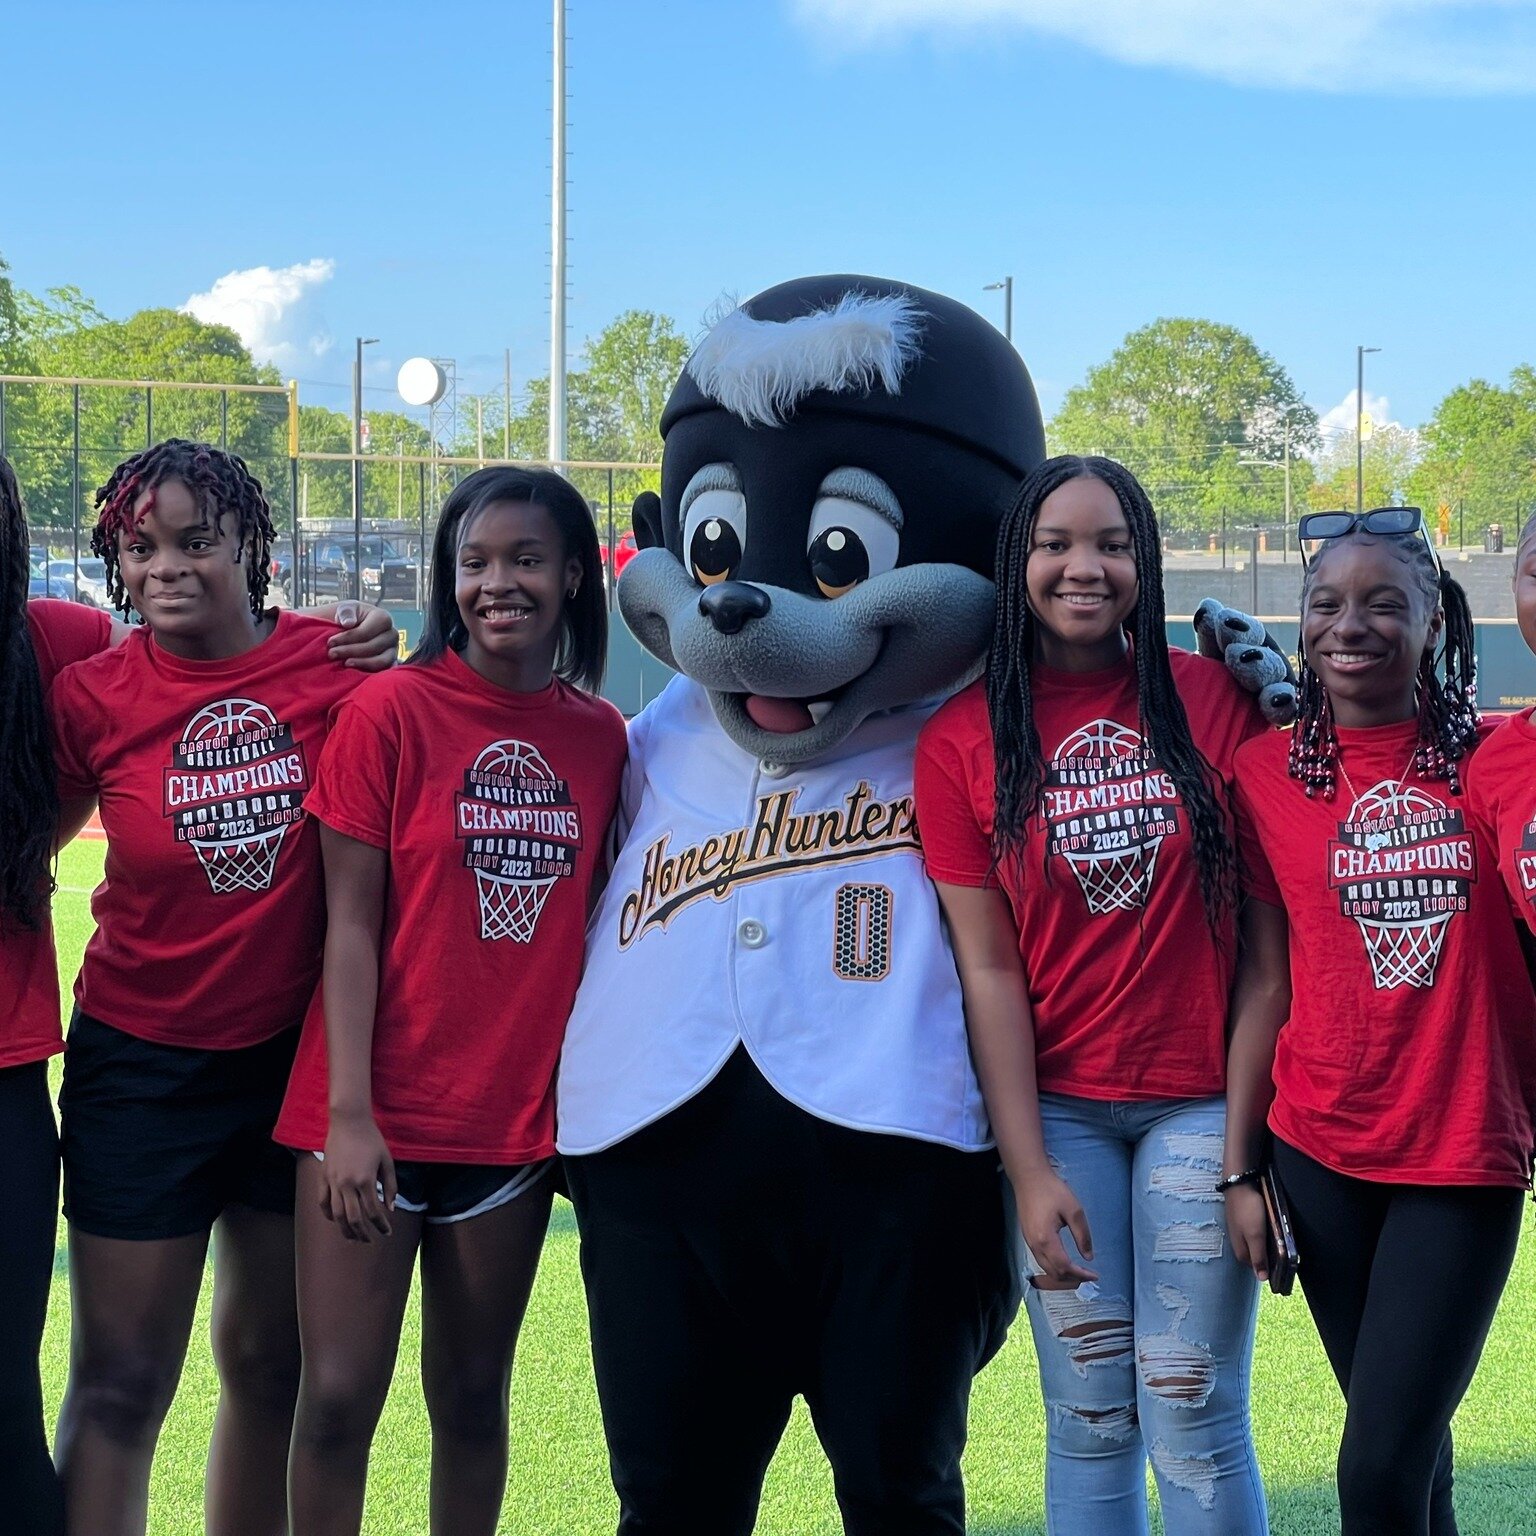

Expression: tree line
xmin=2 ymin=253 xmax=1530 ymax=542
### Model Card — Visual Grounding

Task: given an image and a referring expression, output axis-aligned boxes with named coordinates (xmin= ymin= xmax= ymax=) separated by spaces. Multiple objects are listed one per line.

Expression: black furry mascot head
xmin=618 ymin=274 xmax=1046 ymax=762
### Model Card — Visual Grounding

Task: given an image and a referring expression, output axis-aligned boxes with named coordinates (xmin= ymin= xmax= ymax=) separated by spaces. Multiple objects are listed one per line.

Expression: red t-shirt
xmin=1234 ymin=722 xmax=1536 ymax=1186
xmin=1466 ymin=707 xmax=1536 ymax=938
xmin=0 ymin=601 xmax=114 ymax=1070
xmin=49 ymin=611 xmax=364 ymax=1050
xmin=275 ymin=649 xmax=627 ymax=1163
xmin=915 ymin=650 xmax=1268 ymax=1101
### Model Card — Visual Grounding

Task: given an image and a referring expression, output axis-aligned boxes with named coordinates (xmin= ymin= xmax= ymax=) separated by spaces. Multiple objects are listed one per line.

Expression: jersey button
xmin=759 ymin=759 xmax=789 ymax=779
xmin=738 ymin=919 xmax=767 ymax=949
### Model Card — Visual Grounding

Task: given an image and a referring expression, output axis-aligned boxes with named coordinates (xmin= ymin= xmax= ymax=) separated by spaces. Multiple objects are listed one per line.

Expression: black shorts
xmin=60 ymin=1011 xmax=299 ymax=1241
xmin=306 ymin=1151 xmax=554 ymax=1224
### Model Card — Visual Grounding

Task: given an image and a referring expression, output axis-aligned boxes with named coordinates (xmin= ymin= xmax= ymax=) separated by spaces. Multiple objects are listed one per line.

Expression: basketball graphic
xmin=1042 ymin=719 xmax=1182 ymax=915
xmin=163 ymin=698 xmax=309 ymax=895
xmin=1518 ymin=811 xmax=1536 ymax=918
xmin=1329 ymin=780 xmax=1475 ymax=990
xmin=454 ymin=739 xmax=582 ymax=942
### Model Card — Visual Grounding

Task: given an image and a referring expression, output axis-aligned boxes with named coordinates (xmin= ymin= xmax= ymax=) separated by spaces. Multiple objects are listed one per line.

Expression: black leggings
xmin=1272 ymin=1138 xmax=1523 ymax=1536
xmin=0 ymin=1060 xmax=64 ymax=1535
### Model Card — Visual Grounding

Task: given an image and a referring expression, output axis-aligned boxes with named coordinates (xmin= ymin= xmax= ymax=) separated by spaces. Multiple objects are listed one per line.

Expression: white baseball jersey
xmin=556 ymin=676 xmax=990 ymax=1155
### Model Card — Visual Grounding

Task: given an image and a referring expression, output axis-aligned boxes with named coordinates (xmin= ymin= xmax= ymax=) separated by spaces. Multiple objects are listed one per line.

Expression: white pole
xmin=549 ymin=0 xmax=568 ymax=467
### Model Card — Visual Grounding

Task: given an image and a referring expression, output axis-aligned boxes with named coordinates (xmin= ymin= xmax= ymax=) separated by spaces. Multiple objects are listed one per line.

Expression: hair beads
xmin=1288 ymin=532 xmax=1479 ymax=799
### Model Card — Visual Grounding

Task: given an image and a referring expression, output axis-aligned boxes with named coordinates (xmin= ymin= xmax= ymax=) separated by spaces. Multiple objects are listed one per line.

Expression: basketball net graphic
xmin=1050 ymin=720 xmax=1171 ymax=915
xmin=1518 ymin=812 xmax=1536 ymax=919
xmin=177 ymin=699 xmax=295 ymax=895
xmin=468 ymin=740 xmax=562 ymax=943
xmin=1344 ymin=782 xmax=1461 ymax=991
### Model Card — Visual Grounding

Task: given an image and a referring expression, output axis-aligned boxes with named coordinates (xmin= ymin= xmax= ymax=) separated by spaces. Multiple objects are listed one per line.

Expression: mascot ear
xmin=632 ymin=492 xmax=665 ymax=551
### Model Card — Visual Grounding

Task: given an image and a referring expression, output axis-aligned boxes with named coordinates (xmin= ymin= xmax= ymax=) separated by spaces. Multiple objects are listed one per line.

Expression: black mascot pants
xmin=565 ymin=1047 xmax=1017 ymax=1536
xmin=0 ymin=1061 xmax=65 ymax=1535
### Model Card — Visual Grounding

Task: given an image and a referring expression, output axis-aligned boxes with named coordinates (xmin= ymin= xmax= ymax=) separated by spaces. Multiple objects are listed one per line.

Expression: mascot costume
xmin=557 ymin=274 xmax=1042 ymax=1535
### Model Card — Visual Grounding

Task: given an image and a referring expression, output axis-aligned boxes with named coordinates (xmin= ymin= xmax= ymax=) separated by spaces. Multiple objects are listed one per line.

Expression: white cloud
xmin=1312 ymin=389 xmax=1423 ymax=477
xmin=792 ymin=0 xmax=1536 ymax=95
xmin=182 ymin=259 xmax=336 ymax=367
xmin=1317 ymin=388 xmax=1397 ymax=448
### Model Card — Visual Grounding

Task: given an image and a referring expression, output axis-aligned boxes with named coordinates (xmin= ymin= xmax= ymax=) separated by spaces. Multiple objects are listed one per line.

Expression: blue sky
xmin=4 ymin=0 xmax=1534 ymax=442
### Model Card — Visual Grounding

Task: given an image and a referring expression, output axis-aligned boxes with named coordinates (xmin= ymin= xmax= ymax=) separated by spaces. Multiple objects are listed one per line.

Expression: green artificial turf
xmin=42 ymin=838 xmax=1536 ymax=1532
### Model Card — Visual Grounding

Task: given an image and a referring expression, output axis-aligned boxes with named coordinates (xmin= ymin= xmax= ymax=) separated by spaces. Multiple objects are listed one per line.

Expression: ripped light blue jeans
xmin=1021 ymin=1094 xmax=1267 ymax=1536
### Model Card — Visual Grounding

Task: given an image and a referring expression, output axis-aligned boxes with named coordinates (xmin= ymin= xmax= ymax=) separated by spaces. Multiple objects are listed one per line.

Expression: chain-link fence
xmin=4 ymin=374 xmax=1528 ymax=633
xmin=0 ymin=375 xmax=656 ymax=618
xmin=1158 ymin=509 xmax=1531 ymax=622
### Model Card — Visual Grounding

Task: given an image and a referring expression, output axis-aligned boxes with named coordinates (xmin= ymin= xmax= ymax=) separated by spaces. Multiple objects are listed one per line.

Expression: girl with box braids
xmin=92 ymin=438 xmax=274 ymax=620
xmin=2 ymin=455 xmax=121 ymax=1532
xmin=988 ymin=453 xmax=1239 ymax=931
xmin=920 ymin=453 xmax=1273 ymax=1531
xmin=1288 ymin=531 xmax=1479 ymax=799
xmin=0 ymin=457 xmax=56 ymax=930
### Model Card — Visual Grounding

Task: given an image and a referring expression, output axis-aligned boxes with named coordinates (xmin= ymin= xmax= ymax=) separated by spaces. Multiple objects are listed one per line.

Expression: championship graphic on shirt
xmin=1327 ymin=780 xmax=1476 ymax=990
xmin=455 ymin=739 xmax=583 ymax=943
xmin=163 ymin=697 xmax=310 ymax=895
xmin=1517 ymin=808 xmax=1536 ymax=918
xmin=1040 ymin=720 xmax=1182 ymax=914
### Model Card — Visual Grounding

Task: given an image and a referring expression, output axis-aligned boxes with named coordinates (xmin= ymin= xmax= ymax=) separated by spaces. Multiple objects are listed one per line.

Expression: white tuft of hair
xmin=686 ymin=291 xmax=926 ymax=428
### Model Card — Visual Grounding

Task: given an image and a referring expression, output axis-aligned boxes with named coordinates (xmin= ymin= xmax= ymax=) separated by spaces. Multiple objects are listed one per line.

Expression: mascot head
xmin=619 ymin=274 xmax=1045 ymax=762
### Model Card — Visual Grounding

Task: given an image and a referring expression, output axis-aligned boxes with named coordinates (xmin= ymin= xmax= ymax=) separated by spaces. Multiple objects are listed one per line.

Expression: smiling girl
xmin=1224 ymin=510 xmax=1536 ymax=1535
xmin=46 ymin=439 xmax=395 ymax=1536
xmin=275 ymin=466 xmax=624 ymax=1535
xmin=915 ymin=455 xmax=1274 ymax=1534
xmin=1466 ymin=512 xmax=1536 ymax=942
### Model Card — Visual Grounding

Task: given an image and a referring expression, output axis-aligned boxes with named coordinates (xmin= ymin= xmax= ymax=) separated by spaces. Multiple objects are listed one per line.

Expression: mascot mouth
xmin=742 ymin=689 xmax=843 ymax=735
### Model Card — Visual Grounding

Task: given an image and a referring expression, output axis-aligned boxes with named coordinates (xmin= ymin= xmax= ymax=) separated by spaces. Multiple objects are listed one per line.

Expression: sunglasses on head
xmin=1296 ymin=506 xmax=1424 ymax=541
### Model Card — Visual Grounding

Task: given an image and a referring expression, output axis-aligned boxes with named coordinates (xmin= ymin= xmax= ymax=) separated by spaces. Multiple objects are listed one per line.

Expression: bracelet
xmin=1215 ymin=1168 xmax=1263 ymax=1193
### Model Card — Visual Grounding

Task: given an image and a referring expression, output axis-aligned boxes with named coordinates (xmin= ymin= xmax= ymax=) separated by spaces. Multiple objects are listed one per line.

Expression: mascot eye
xmin=806 ymin=495 xmax=899 ymax=599
xmin=683 ymin=488 xmax=746 ymax=587
xmin=809 ymin=527 xmax=868 ymax=598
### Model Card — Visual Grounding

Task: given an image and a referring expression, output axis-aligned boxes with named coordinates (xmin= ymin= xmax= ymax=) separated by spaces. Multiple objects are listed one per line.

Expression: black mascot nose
xmin=699 ymin=581 xmax=772 ymax=635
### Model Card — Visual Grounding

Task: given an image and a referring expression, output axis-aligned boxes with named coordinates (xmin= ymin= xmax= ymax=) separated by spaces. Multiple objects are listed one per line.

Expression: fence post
xmin=288 ymin=455 xmax=299 ymax=605
xmin=418 ymin=460 xmax=428 ymax=607
xmin=0 ymin=380 xmax=6 ymax=456
xmin=606 ymin=468 xmax=616 ymax=612
xmin=72 ymin=385 xmax=82 ymax=590
xmin=146 ymin=384 xmax=153 ymax=448
xmin=220 ymin=390 xmax=229 ymax=449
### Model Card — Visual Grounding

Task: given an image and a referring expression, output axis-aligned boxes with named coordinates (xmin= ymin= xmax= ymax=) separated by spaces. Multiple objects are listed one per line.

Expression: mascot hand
xmin=1194 ymin=598 xmax=1297 ymax=728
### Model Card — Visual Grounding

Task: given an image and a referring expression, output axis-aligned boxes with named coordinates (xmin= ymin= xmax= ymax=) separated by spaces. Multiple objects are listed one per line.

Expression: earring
xmin=567 ymin=587 xmax=578 ymax=601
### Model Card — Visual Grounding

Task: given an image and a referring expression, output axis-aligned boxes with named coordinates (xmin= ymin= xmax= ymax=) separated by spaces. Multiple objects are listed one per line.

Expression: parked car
xmin=302 ymin=535 xmax=421 ymax=605
xmin=46 ymin=558 xmax=111 ymax=608
xmin=29 ymin=574 xmax=77 ymax=601
xmin=601 ymin=530 xmax=640 ymax=586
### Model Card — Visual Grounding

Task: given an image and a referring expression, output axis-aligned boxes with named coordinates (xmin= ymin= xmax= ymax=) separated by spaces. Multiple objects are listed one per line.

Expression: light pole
xmin=353 ymin=336 xmax=379 ymax=599
xmin=984 ymin=277 xmax=1013 ymax=343
xmin=549 ymin=0 xmax=568 ymax=466
xmin=1356 ymin=344 xmax=1380 ymax=513
xmin=1238 ymin=405 xmax=1301 ymax=559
